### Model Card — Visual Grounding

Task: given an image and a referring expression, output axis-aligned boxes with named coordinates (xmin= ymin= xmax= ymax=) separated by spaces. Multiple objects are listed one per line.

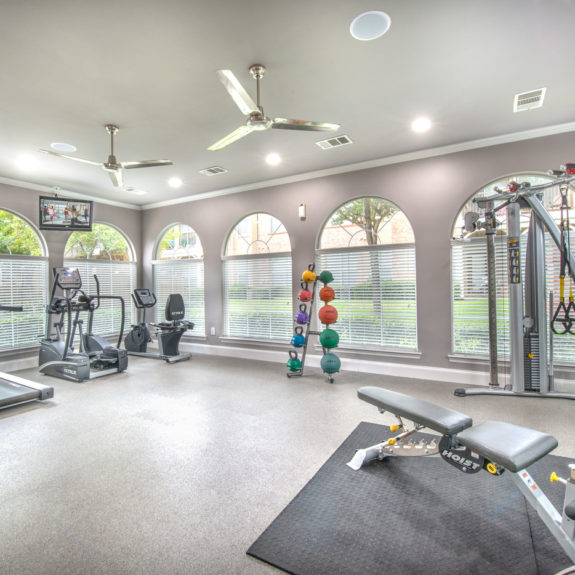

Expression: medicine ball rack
xmin=286 ymin=264 xmax=341 ymax=383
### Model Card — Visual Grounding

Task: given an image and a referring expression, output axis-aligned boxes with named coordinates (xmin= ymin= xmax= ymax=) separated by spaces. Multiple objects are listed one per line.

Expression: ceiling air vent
xmin=316 ymin=135 xmax=353 ymax=150
xmin=199 ymin=165 xmax=227 ymax=176
xmin=513 ymin=88 xmax=546 ymax=112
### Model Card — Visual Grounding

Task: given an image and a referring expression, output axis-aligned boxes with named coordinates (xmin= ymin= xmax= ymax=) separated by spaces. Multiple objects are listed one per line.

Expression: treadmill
xmin=0 ymin=304 xmax=54 ymax=410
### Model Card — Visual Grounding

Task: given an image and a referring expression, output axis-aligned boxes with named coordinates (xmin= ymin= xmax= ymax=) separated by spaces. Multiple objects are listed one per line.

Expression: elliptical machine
xmin=124 ymin=289 xmax=194 ymax=363
xmin=39 ymin=267 xmax=128 ymax=382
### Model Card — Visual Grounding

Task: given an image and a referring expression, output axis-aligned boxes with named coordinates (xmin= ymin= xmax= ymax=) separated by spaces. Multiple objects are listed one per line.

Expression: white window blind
xmin=0 ymin=257 xmax=48 ymax=350
xmin=152 ymin=259 xmax=205 ymax=335
xmin=451 ymin=231 xmax=575 ymax=364
xmin=451 ymin=236 xmax=510 ymax=356
xmin=316 ymin=245 xmax=417 ymax=350
xmin=63 ymin=260 xmax=136 ymax=338
xmin=223 ymin=254 xmax=292 ymax=340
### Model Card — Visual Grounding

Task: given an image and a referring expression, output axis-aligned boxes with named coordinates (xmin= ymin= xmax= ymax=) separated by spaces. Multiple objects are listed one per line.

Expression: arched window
xmin=64 ymin=223 xmax=136 ymax=337
xmin=316 ymin=196 xmax=417 ymax=351
xmin=223 ymin=213 xmax=292 ymax=340
xmin=451 ymin=173 xmax=575 ymax=364
xmin=153 ymin=224 xmax=205 ymax=334
xmin=0 ymin=209 xmax=48 ymax=351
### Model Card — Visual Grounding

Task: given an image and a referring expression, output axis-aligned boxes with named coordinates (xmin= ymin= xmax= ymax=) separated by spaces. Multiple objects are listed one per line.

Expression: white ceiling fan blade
xmin=104 ymin=168 xmax=123 ymax=188
xmin=272 ymin=118 xmax=340 ymax=132
xmin=207 ymin=124 xmax=256 ymax=151
xmin=217 ymin=69 xmax=258 ymax=115
xmin=121 ymin=159 xmax=173 ymax=169
xmin=39 ymin=149 xmax=102 ymax=166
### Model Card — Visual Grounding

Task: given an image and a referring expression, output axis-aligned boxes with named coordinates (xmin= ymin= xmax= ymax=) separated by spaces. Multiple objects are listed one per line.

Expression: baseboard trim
xmin=3 ymin=342 xmax=574 ymax=394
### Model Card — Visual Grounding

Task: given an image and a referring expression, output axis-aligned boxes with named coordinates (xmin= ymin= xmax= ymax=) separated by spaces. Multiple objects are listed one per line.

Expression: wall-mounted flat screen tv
xmin=39 ymin=196 xmax=93 ymax=231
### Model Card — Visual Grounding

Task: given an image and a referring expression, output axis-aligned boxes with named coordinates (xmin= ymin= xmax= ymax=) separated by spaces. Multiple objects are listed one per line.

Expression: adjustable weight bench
xmin=349 ymin=386 xmax=575 ymax=565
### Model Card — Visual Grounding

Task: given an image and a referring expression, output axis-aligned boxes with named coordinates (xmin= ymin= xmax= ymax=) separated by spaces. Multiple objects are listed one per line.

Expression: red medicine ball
xmin=299 ymin=289 xmax=312 ymax=302
xmin=318 ymin=305 xmax=338 ymax=325
xmin=319 ymin=286 xmax=335 ymax=303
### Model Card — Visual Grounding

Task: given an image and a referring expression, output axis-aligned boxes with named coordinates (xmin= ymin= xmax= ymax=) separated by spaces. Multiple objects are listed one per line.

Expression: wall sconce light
xmin=299 ymin=203 xmax=306 ymax=221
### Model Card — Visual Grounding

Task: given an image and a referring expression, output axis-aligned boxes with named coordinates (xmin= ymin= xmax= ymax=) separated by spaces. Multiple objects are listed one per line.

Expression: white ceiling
xmin=1 ymin=0 xmax=574 ymax=208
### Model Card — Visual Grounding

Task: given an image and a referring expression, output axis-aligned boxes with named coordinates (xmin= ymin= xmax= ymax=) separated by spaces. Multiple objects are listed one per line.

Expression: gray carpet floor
xmin=1 ymin=354 xmax=574 ymax=575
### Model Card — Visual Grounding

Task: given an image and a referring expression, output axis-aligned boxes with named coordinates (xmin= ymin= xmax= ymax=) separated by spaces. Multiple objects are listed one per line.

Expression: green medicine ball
xmin=321 ymin=352 xmax=341 ymax=375
xmin=319 ymin=328 xmax=339 ymax=349
xmin=319 ymin=270 xmax=334 ymax=285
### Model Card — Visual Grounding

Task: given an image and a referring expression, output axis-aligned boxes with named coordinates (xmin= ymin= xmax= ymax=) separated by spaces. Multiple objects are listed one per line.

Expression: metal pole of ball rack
xmin=287 ymin=277 xmax=319 ymax=378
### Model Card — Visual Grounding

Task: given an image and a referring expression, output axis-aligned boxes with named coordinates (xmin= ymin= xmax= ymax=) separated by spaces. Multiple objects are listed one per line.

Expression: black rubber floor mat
xmin=248 ymin=422 xmax=572 ymax=575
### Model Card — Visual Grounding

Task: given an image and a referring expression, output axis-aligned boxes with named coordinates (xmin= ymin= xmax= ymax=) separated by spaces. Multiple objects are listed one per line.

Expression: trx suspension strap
xmin=552 ymin=168 xmax=574 ymax=335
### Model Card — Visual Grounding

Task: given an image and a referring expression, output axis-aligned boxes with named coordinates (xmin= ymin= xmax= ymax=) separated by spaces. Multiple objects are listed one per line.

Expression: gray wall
xmin=141 ymin=130 xmax=575 ymax=370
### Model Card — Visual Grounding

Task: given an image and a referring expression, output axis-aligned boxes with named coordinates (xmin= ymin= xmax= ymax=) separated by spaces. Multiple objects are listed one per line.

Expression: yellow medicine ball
xmin=302 ymin=270 xmax=316 ymax=282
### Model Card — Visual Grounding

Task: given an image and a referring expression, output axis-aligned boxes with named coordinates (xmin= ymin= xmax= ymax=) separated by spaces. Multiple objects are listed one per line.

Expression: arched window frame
xmin=450 ymin=172 xmax=575 ymax=365
xmin=316 ymin=196 xmax=418 ymax=353
xmin=222 ymin=212 xmax=293 ymax=341
xmin=152 ymin=223 xmax=205 ymax=335
xmin=0 ymin=208 xmax=49 ymax=351
xmin=64 ymin=222 xmax=137 ymax=337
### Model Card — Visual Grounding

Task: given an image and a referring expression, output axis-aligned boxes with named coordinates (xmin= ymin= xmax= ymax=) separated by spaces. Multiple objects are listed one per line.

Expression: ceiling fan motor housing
xmin=247 ymin=112 xmax=272 ymax=131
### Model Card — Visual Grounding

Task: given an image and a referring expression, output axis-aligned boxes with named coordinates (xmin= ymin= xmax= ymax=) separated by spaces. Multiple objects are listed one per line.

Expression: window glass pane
xmin=156 ymin=224 xmax=203 ymax=260
xmin=317 ymin=247 xmax=417 ymax=349
xmin=223 ymin=255 xmax=292 ymax=340
xmin=317 ymin=197 xmax=417 ymax=351
xmin=0 ymin=209 xmax=43 ymax=255
xmin=319 ymin=197 xmax=414 ymax=249
xmin=225 ymin=213 xmax=291 ymax=255
xmin=153 ymin=259 xmax=205 ymax=334
xmin=64 ymin=223 xmax=132 ymax=261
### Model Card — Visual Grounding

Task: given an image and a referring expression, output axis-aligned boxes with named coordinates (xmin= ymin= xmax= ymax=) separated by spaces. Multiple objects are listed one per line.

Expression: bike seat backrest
xmin=165 ymin=293 xmax=185 ymax=322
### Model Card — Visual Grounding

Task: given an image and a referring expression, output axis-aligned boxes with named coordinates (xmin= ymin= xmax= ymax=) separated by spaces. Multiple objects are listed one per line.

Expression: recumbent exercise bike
xmin=124 ymin=289 xmax=194 ymax=363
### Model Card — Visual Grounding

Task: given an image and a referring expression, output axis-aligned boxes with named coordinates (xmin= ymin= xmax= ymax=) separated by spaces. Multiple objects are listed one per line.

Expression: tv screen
xmin=39 ymin=196 xmax=93 ymax=231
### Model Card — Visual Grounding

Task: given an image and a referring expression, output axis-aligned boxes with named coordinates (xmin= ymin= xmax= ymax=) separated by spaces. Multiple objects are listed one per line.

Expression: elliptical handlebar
xmin=93 ymin=294 xmax=126 ymax=349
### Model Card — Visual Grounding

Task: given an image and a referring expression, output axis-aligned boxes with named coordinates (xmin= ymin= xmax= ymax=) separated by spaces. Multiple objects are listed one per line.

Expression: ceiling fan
xmin=40 ymin=124 xmax=173 ymax=188
xmin=208 ymin=64 xmax=340 ymax=151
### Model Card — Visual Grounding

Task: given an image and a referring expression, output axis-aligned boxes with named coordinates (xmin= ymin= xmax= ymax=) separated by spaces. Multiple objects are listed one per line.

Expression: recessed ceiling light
xmin=15 ymin=154 xmax=39 ymax=171
xmin=50 ymin=142 xmax=77 ymax=153
xmin=411 ymin=117 xmax=432 ymax=133
xmin=350 ymin=11 xmax=391 ymax=41
xmin=168 ymin=177 xmax=183 ymax=188
xmin=266 ymin=153 xmax=281 ymax=166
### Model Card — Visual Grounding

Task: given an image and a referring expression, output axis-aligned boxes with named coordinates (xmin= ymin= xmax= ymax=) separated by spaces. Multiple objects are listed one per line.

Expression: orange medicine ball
xmin=319 ymin=286 xmax=335 ymax=302
xmin=318 ymin=304 xmax=338 ymax=325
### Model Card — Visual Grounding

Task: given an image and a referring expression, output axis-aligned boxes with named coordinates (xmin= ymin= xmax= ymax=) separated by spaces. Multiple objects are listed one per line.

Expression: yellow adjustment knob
xmin=387 ymin=438 xmax=397 ymax=446
xmin=550 ymin=472 xmax=559 ymax=483
xmin=486 ymin=463 xmax=498 ymax=475
xmin=390 ymin=425 xmax=400 ymax=432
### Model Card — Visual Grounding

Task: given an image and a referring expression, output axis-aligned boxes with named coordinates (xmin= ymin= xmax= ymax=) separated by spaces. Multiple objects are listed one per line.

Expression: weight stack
xmin=523 ymin=332 xmax=541 ymax=392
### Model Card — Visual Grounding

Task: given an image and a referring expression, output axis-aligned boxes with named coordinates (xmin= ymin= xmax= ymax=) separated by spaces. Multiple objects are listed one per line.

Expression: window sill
xmin=219 ymin=336 xmax=290 ymax=348
xmin=316 ymin=344 xmax=421 ymax=360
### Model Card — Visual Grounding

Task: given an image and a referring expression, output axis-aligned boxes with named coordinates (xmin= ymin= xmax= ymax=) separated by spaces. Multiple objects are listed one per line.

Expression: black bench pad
xmin=457 ymin=421 xmax=558 ymax=472
xmin=357 ymin=386 xmax=473 ymax=435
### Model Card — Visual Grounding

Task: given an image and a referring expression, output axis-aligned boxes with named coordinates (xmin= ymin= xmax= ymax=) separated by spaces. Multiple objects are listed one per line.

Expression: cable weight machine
xmin=455 ymin=165 xmax=575 ymax=400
